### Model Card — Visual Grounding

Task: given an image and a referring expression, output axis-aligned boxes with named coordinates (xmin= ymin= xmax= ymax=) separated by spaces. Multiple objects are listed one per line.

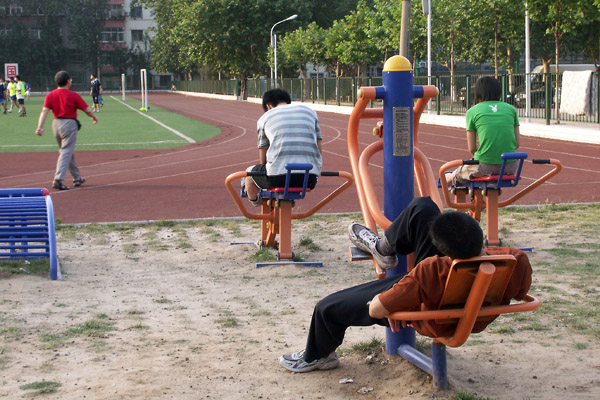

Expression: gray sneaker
xmin=279 ymin=351 xmax=339 ymax=373
xmin=348 ymin=223 xmax=398 ymax=270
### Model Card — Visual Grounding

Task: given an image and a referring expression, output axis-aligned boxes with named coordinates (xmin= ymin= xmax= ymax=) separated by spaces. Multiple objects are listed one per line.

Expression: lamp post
xmin=423 ymin=0 xmax=431 ymax=112
xmin=270 ymin=14 xmax=298 ymax=87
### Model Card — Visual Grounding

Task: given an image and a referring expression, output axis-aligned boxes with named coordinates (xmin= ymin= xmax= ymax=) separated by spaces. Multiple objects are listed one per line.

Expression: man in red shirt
xmin=279 ymin=197 xmax=532 ymax=373
xmin=35 ymin=71 xmax=98 ymax=190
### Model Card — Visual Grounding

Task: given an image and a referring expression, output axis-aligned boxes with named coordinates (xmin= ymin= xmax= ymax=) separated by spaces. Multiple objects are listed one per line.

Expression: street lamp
xmin=270 ymin=14 xmax=298 ymax=87
xmin=423 ymin=0 xmax=431 ymax=112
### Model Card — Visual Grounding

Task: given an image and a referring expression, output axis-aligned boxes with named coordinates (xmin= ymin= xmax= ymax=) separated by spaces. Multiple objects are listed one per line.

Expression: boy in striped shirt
xmin=244 ymin=89 xmax=323 ymax=206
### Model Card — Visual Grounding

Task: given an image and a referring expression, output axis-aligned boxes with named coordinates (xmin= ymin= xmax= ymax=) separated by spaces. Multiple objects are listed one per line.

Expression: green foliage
xmin=453 ymin=390 xmax=494 ymax=400
xmin=350 ymin=336 xmax=384 ymax=352
xmin=0 ymin=259 xmax=49 ymax=275
xmin=20 ymin=380 xmax=61 ymax=397
xmin=67 ymin=0 xmax=110 ymax=72
xmin=250 ymin=248 xmax=276 ymax=262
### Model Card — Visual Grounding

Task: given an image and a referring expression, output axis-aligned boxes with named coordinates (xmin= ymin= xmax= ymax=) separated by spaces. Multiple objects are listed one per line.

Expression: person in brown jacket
xmin=279 ymin=196 xmax=532 ymax=373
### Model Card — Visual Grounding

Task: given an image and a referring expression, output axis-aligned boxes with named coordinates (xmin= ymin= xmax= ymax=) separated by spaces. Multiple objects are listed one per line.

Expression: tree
xmin=331 ymin=1 xmax=381 ymax=78
xmin=430 ymin=0 xmax=470 ymax=107
xmin=141 ymin=0 xmax=311 ymax=96
xmin=67 ymin=0 xmax=109 ymax=73
xmin=0 ymin=0 xmax=67 ymax=86
xmin=529 ymin=0 xmax=596 ymax=122
xmin=278 ymin=27 xmax=310 ymax=78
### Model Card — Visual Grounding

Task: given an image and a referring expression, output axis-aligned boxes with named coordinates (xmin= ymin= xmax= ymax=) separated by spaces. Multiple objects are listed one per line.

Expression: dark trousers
xmin=303 ymin=197 xmax=442 ymax=362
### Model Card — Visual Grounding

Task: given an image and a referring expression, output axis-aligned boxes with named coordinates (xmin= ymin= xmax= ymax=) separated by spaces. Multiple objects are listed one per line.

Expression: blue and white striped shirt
xmin=257 ymin=103 xmax=322 ymax=176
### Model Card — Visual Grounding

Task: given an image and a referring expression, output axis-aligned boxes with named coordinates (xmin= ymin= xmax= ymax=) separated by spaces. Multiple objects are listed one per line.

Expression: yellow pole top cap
xmin=383 ymin=55 xmax=412 ymax=72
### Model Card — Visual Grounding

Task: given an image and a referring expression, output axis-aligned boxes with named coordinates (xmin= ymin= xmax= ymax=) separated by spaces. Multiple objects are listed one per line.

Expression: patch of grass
xmin=67 ymin=316 xmax=116 ymax=337
xmin=299 ymin=236 xmax=321 ymax=251
xmin=0 ymin=325 xmax=22 ymax=340
xmin=153 ymin=297 xmax=172 ymax=304
xmin=219 ymin=220 xmax=243 ymax=236
xmin=216 ymin=317 xmax=239 ymax=328
xmin=250 ymin=248 xmax=276 ymax=262
xmin=453 ymin=390 xmax=494 ymax=400
xmin=0 ymin=259 xmax=49 ymax=276
xmin=155 ymin=220 xmax=176 ymax=228
xmin=147 ymin=240 xmax=170 ymax=251
xmin=127 ymin=322 xmax=149 ymax=330
xmin=19 ymin=380 xmax=61 ymax=397
xmin=490 ymin=325 xmax=516 ymax=334
xmin=200 ymin=226 xmax=221 ymax=242
xmin=122 ymin=243 xmax=139 ymax=254
xmin=574 ymin=342 xmax=589 ymax=350
xmin=39 ymin=333 xmax=66 ymax=347
xmin=349 ymin=337 xmax=384 ymax=353
xmin=251 ymin=310 xmax=272 ymax=317
xmin=521 ymin=321 xmax=549 ymax=332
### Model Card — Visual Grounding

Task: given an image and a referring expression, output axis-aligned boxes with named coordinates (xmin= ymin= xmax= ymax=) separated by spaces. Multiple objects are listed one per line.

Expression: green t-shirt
xmin=466 ymin=101 xmax=519 ymax=165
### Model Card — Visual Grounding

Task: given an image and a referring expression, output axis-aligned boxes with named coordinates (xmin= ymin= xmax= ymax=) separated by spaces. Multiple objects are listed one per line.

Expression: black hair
xmin=473 ymin=76 xmax=501 ymax=103
xmin=429 ymin=211 xmax=483 ymax=259
xmin=15 ymin=75 xmax=21 ymax=80
xmin=91 ymin=73 xmax=97 ymax=79
xmin=262 ymin=88 xmax=291 ymax=112
xmin=55 ymin=71 xmax=71 ymax=87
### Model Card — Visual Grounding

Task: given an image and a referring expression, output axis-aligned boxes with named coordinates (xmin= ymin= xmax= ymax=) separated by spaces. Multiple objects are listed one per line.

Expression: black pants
xmin=303 ymin=197 xmax=442 ymax=362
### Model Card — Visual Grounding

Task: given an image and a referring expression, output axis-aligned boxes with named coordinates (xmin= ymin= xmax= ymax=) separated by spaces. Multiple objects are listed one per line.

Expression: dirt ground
xmin=1 ymin=215 xmax=599 ymax=400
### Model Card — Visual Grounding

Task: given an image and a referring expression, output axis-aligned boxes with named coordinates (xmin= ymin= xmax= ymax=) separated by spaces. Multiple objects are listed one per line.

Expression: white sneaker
xmin=279 ymin=350 xmax=339 ymax=373
xmin=348 ymin=223 xmax=398 ymax=270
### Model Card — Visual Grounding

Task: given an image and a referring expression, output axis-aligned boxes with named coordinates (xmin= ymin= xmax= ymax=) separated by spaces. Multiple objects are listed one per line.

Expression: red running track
xmin=1 ymin=93 xmax=598 ymax=224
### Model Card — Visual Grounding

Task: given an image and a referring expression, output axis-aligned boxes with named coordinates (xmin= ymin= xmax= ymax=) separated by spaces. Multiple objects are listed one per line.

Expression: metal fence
xmin=173 ymin=72 xmax=600 ymax=124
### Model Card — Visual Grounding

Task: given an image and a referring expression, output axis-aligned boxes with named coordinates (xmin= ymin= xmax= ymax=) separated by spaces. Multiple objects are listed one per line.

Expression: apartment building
xmin=0 ymin=0 xmax=171 ymax=89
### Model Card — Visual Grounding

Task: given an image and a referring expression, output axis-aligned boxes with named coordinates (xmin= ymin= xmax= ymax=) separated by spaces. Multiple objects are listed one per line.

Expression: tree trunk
xmin=450 ymin=37 xmax=455 ymax=113
xmin=494 ymin=10 xmax=499 ymax=77
xmin=554 ymin=13 xmax=561 ymax=124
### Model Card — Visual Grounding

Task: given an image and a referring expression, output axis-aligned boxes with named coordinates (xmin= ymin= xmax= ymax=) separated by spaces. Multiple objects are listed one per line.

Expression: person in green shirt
xmin=449 ymin=76 xmax=520 ymax=184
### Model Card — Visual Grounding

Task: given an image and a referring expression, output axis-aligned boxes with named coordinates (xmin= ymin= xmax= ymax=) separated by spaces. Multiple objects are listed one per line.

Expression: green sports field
xmin=0 ymin=95 xmax=220 ymax=153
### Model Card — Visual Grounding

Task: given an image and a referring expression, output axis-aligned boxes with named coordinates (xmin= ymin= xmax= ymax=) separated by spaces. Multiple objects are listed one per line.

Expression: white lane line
xmin=112 ymin=96 xmax=196 ymax=143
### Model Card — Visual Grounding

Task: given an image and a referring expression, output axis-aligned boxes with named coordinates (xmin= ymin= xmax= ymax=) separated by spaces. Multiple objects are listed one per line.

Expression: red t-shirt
xmin=378 ymin=247 xmax=532 ymax=338
xmin=43 ymin=88 xmax=89 ymax=119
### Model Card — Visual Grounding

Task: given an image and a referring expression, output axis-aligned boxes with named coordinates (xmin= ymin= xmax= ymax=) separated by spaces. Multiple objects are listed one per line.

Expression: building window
xmin=101 ymin=27 xmax=124 ymax=43
xmin=28 ymin=28 xmax=41 ymax=39
xmin=9 ymin=5 xmax=23 ymax=15
xmin=130 ymin=6 xmax=142 ymax=19
xmin=131 ymin=30 xmax=144 ymax=42
xmin=108 ymin=4 xmax=124 ymax=19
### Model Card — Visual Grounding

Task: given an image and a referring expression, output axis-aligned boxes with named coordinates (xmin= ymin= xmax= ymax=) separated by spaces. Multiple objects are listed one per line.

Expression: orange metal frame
xmin=224 ymin=171 xmax=353 ymax=261
xmin=347 ymin=86 xmax=439 ymax=278
xmin=438 ymin=158 xmax=563 ymax=246
xmin=387 ymin=255 xmax=541 ymax=347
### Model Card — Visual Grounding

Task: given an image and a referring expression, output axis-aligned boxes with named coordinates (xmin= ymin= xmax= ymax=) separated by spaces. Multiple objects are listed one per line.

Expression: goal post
xmin=140 ymin=69 xmax=148 ymax=111
xmin=121 ymin=73 xmax=126 ymax=101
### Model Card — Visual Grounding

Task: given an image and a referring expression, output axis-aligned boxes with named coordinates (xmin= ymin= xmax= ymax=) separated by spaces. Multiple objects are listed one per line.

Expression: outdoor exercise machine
xmin=387 ymin=254 xmax=540 ymax=389
xmin=0 ymin=188 xmax=61 ymax=280
xmin=347 ymin=55 xmax=542 ymax=389
xmin=225 ymin=163 xmax=353 ymax=267
xmin=438 ymin=153 xmax=563 ymax=247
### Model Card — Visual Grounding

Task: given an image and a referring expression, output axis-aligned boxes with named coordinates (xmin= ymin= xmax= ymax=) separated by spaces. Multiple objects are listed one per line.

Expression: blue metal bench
xmin=0 ymin=188 xmax=61 ymax=280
